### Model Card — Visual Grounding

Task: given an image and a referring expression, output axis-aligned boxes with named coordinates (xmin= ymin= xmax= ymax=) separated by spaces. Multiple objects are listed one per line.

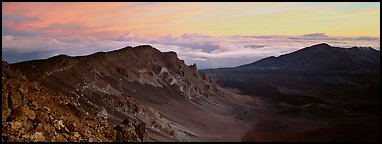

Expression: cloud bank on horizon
xmin=2 ymin=2 xmax=380 ymax=69
xmin=3 ymin=33 xmax=380 ymax=69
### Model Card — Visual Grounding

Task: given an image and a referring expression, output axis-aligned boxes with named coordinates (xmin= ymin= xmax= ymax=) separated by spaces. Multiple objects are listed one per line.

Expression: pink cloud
xmin=2 ymin=3 xmax=380 ymax=68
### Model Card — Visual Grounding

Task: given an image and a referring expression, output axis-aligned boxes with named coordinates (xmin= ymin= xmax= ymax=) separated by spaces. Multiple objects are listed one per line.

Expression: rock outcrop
xmin=114 ymin=119 xmax=147 ymax=142
xmin=2 ymin=61 xmax=133 ymax=142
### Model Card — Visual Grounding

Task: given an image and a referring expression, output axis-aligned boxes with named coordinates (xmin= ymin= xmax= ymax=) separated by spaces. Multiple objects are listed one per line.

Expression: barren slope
xmin=11 ymin=45 xmax=265 ymax=141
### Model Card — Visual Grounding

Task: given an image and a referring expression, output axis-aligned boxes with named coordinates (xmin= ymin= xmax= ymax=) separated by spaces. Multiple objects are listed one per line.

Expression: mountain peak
xmin=133 ymin=45 xmax=157 ymax=50
xmin=112 ymin=45 xmax=160 ymax=54
xmin=350 ymin=46 xmax=376 ymax=51
xmin=237 ymin=43 xmax=380 ymax=71
xmin=310 ymin=43 xmax=332 ymax=48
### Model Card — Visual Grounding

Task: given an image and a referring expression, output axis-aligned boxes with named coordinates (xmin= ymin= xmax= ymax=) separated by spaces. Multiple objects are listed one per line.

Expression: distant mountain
xmin=202 ymin=43 xmax=380 ymax=114
xmin=238 ymin=43 xmax=380 ymax=72
xmin=201 ymin=43 xmax=380 ymax=141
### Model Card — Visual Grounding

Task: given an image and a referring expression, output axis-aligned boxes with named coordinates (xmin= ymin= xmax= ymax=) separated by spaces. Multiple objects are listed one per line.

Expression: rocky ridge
xmin=2 ymin=61 xmax=150 ymax=142
xmin=5 ymin=45 xmax=258 ymax=142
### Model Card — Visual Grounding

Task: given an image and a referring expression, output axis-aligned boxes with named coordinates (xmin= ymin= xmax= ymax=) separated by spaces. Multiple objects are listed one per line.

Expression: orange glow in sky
xmin=2 ymin=2 xmax=380 ymax=38
xmin=2 ymin=2 xmax=380 ymax=68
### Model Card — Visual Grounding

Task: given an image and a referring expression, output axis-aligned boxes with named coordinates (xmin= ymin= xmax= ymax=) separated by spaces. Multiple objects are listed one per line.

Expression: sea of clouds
xmin=2 ymin=33 xmax=380 ymax=69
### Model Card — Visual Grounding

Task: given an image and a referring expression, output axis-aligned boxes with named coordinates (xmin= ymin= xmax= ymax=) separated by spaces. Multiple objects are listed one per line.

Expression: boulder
xmin=51 ymin=133 xmax=67 ymax=142
xmin=17 ymin=86 xmax=28 ymax=95
xmin=9 ymin=121 xmax=22 ymax=130
xmin=135 ymin=122 xmax=148 ymax=142
xmin=115 ymin=119 xmax=141 ymax=142
xmin=189 ymin=63 xmax=197 ymax=71
xmin=8 ymin=107 xmax=35 ymax=122
xmin=9 ymin=92 xmax=23 ymax=109
xmin=35 ymin=123 xmax=55 ymax=134
xmin=30 ymin=132 xmax=46 ymax=142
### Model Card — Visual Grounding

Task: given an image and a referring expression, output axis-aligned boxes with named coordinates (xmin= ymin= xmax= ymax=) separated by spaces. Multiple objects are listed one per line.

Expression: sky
xmin=2 ymin=2 xmax=380 ymax=69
